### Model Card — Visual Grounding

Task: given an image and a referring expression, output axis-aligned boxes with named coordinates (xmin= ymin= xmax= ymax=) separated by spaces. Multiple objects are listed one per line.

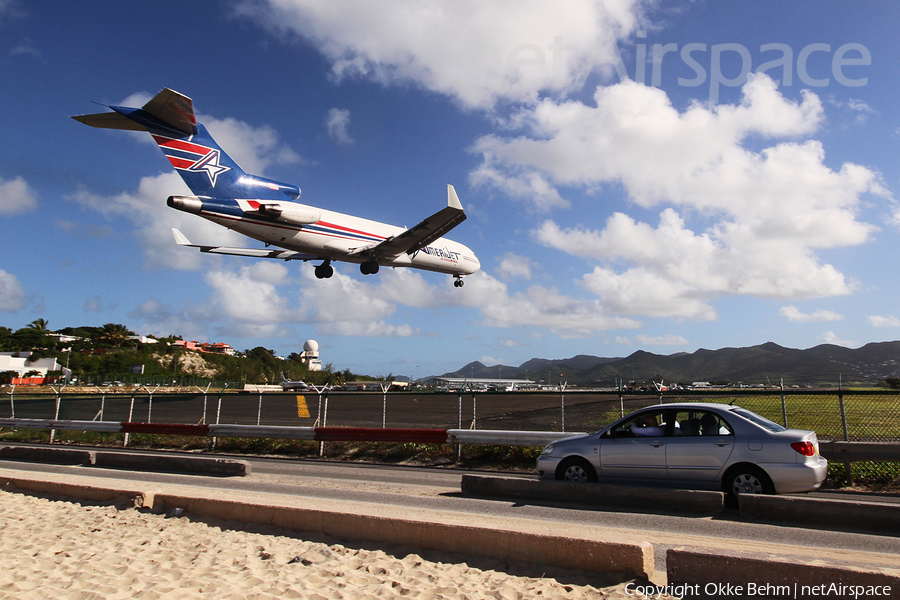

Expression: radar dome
xmin=303 ymin=340 xmax=319 ymax=353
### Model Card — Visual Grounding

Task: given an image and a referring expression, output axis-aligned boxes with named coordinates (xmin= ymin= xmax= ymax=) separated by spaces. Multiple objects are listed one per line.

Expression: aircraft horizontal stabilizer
xmin=72 ymin=88 xmax=197 ymax=135
xmin=171 ymin=228 xmax=318 ymax=261
xmin=366 ymin=184 xmax=467 ymax=258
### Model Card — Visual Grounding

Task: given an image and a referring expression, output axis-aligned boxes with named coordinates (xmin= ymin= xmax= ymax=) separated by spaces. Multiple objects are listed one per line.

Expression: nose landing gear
xmin=453 ymin=276 xmax=465 ymax=288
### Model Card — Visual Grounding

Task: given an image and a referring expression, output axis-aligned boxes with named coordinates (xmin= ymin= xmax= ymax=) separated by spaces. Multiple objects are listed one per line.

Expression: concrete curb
xmin=461 ymin=474 xmax=725 ymax=515
xmin=93 ymin=451 xmax=251 ymax=477
xmin=0 ymin=445 xmax=94 ymax=466
xmin=667 ymin=547 xmax=900 ymax=600
xmin=150 ymin=492 xmax=653 ymax=577
xmin=739 ymin=493 xmax=900 ymax=534
xmin=0 ymin=470 xmax=654 ymax=580
xmin=0 ymin=444 xmax=250 ymax=477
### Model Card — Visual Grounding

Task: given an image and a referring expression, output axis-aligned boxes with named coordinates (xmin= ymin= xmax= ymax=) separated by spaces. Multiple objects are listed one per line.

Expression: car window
xmin=672 ymin=409 xmax=733 ymax=436
xmin=607 ymin=410 xmax=672 ymax=438
xmin=732 ymin=407 xmax=787 ymax=432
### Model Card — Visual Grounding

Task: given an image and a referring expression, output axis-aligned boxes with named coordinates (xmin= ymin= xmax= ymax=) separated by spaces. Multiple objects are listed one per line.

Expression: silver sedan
xmin=536 ymin=402 xmax=827 ymax=495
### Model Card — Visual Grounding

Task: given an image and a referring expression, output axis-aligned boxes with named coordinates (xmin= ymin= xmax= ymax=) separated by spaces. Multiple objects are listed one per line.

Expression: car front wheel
xmin=556 ymin=457 xmax=598 ymax=483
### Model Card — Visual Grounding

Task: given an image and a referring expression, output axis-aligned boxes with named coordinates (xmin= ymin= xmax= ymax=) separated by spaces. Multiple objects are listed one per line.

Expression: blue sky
xmin=1 ymin=1 xmax=899 ymax=379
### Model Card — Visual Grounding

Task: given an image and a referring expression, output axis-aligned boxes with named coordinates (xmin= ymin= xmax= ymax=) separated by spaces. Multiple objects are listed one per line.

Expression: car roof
xmin=637 ymin=402 xmax=737 ymax=410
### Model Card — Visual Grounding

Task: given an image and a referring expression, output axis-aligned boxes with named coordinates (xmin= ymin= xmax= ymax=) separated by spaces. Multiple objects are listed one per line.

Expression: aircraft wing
xmin=355 ymin=184 xmax=467 ymax=259
xmin=171 ymin=228 xmax=318 ymax=261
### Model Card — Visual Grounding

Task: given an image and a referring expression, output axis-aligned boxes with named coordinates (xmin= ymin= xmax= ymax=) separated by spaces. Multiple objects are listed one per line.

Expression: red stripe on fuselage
xmin=205 ymin=211 xmax=385 ymax=245
xmin=316 ymin=221 xmax=386 ymax=242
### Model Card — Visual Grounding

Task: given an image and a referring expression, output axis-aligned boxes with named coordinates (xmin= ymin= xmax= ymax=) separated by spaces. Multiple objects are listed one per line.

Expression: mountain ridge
xmin=438 ymin=341 xmax=900 ymax=386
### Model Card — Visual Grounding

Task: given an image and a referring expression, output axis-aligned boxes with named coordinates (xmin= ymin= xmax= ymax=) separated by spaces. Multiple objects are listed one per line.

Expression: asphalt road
xmin=2 ymin=445 xmax=899 ymax=573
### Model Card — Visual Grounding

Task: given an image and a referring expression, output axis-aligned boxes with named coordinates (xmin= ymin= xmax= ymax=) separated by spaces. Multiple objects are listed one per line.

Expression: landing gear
xmin=360 ymin=260 xmax=380 ymax=275
xmin=453 ymin=276 xmax=465 ymax=288
xmin=314 ymin=261 xmax=333 ymax=279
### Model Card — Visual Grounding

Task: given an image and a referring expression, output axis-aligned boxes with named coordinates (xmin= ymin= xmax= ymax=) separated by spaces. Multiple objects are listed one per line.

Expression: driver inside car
xmin=631 ymin=413 xmax=666 ymax=437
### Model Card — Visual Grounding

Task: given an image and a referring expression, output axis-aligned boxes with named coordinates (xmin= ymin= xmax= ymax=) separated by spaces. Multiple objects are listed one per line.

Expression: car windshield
xmin=732 ymin=407 xmax=787 ymax=432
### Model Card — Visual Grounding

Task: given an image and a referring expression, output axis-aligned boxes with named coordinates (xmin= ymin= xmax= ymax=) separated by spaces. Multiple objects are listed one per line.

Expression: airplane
xmin=73 ymin=88 xmax=480 ymax=287
xmin=280 ymin=372 xmax=311 ymax=392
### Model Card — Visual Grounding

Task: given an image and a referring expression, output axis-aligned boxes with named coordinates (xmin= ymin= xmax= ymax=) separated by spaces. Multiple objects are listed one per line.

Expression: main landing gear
xmin=314 ymin=261 xmax=334 ymax=279
xmin=360 ymin=260 xmax=380 ymax=275
xmin=453 ymin=276 xmax=465 ymax=288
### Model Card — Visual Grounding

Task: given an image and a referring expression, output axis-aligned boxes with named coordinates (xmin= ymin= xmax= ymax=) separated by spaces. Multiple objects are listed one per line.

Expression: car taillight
xmin=791 ymin=441 xmax=816 ymax=456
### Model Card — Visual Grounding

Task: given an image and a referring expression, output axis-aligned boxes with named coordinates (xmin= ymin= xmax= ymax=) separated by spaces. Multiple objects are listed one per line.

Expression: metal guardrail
xmin=3 ymin=418 xmax=900 ymax=461
xmin=0 ymin=418 xmax=581 ymax=447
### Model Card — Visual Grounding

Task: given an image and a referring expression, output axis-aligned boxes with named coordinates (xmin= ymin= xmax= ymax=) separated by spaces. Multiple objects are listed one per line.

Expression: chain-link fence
xmin=5 ymin=387 xmax=900 ymax=482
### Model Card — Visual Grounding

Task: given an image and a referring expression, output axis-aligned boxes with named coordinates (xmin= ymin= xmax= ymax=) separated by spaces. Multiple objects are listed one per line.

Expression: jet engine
xmin=257 ymin=202 xmax=321 ymax=225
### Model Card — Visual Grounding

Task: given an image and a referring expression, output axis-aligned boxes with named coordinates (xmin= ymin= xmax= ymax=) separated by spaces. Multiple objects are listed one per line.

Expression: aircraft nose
xmin=465 ymin=253 xmax=481 ymax=274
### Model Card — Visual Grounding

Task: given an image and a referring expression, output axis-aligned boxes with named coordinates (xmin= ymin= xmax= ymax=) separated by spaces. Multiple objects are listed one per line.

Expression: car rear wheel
xmin=725 ymin=465 xmax=774 ymax=496
xmin=556 ymin=457 xmax=598 ymax=483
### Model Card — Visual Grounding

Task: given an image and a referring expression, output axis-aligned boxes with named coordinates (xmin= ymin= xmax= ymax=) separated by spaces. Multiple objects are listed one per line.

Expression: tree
xmin=0 ymin=327 xmax=12 ymax=351
xmin=94 ymin=323 xmax=135 ymax=348
xmin=26 ymin=318 xmax=50 ymax=333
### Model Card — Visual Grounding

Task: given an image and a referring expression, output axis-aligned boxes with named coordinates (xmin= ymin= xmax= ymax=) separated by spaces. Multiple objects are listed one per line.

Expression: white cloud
xmin=0 ymin=269 xmax=25 ymax=312
xmin=868 ymin=315 xmax=900 ymax=328
xmin=818 ymin=331 xmax=860 ymax=348
xmin=318 ymin=321 xmax=419 ymax=337
xmin=477 ymin=280 xmax=643 ymax=338
xmin=779 ymin=305 xmax=844 ymax=323
xmin=0 ymin=176 xmax=37 ymax=215
xmin=235 ymin=0 xmax=644 ymax=109
xmin=496 ymin=252 xmax=534 ymax=280
xmin=205 ymin=265 xmax=300 ymax=325
xmin=635 ymin=334 xmax=689 ymax=346
xmin=69 ymin=172 xmax=241 ymax=270
xmin=129 ymin=300 xmax=209 ymax=341
xmin=477 ymin=75 xmax=886 ymax=318
xmin=326 ymin=108 xmax=355 ymax=145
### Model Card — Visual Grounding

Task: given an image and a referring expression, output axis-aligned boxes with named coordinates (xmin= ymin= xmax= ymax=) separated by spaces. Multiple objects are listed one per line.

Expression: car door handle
xmin=650 ymin=440 xmax=664 ymax=447
xmin=714 ymin=440 xmax=730 ymax=447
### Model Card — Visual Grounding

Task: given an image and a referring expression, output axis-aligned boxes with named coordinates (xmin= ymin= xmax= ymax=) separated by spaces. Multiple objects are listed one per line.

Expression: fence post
xmin=618 ymin=379 xmax=624 ymax=418
xmin=319 ymin=387 xmax=329 ymax=457
xmin=381 ymin=382 xmax=389 ymax=428
xmin=256 ymin=391 xmax=263 ymax=426
xmin=49 ymin=384 xmax=64 ymax=444
xmin=780 ymin=379 xmax=788 ymax=428
xmin=6 ymin=384 xmax=14 ymax=419
xmin=210 ymin=383 xmax=227 ymax=451
xmin=195 ymin=383 xmax=211 ymax=425
xmin=98 ymin=385 xmax=112 ymax=421
xmin=471 ymin=393 xmax=477 ymax=430
xmin=455 ymin=391 xmax=463 ymax=461
xmin=124 ymin=388 xmax=137 ymax=447
xmin=838 ymin=375 xmax=852 ymax=485
xmin=560 ymin=382 xmax=567 ymax=432
xmin=145 ymin=385 xmax=160 ymax=423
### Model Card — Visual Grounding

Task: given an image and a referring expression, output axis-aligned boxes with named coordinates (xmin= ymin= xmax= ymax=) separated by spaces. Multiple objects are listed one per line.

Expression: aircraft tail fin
xmin=73 ymin=88 xmax=301 ymax=201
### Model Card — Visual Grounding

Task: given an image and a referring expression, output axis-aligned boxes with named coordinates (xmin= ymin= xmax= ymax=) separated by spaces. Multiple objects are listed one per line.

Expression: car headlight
xmin=541 ymin=444 xmax=555 ymax=455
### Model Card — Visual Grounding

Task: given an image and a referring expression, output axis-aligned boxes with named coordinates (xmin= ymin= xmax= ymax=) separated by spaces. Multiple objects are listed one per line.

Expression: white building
xmin=0 ymin=352 xmax=71 ymax=384
xmin=300 ymin=340 xmax=322 ymax=371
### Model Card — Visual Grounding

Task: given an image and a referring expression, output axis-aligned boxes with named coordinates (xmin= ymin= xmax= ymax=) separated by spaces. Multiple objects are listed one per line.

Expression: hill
xmin=439 ymin=341 xmax=900 ymax=386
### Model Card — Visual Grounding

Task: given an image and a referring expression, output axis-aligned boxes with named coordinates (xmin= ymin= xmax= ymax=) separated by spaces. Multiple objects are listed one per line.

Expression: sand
xmin=0 ymin=489 xmax=671 ymax=599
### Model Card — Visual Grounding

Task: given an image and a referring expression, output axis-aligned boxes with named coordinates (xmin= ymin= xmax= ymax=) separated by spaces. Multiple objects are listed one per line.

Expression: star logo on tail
xmin=188 ymin=149 xmax=231 ymax=187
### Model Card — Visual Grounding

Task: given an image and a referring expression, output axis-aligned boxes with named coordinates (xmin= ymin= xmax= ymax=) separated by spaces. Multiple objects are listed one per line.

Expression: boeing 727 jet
xmin=73 ymin=88 xmax=480 ymax=286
